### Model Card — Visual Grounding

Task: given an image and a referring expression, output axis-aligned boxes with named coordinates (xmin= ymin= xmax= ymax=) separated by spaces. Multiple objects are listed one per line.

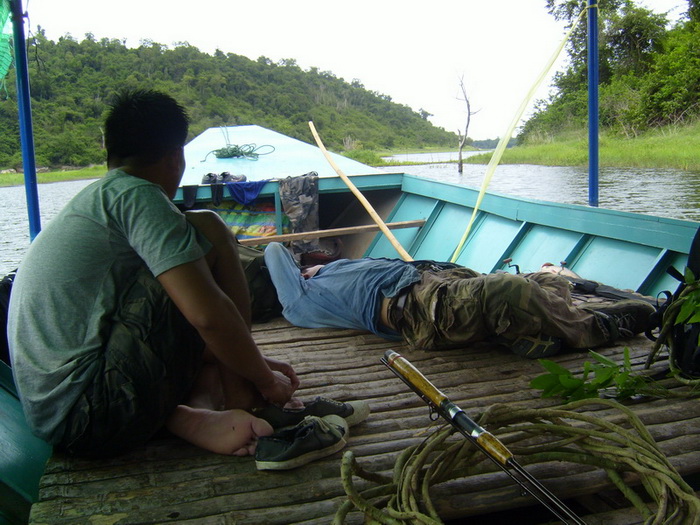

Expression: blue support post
xmin=587 ymin=0 xmax=599 ymax=207
xmin=10 ymin=0 xmax=41 ymax=238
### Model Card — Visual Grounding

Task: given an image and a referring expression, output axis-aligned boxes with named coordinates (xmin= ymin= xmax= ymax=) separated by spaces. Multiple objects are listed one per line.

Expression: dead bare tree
xmin=456 ymin=75 xmax=476 ymax=174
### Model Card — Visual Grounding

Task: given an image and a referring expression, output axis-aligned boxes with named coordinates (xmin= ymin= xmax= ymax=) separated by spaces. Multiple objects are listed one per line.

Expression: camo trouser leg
xmin=400 ymin=270 xmax=609 ymax=350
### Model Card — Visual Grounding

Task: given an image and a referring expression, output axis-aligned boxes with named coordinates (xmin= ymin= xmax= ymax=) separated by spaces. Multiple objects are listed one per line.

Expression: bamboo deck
xmin=29 ymin=317 xmax=700 ymax=524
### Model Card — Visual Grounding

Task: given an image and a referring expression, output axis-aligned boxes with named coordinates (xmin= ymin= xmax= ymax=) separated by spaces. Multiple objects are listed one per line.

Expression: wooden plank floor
xmin=29 ymin=317 xmax=700 ymax=524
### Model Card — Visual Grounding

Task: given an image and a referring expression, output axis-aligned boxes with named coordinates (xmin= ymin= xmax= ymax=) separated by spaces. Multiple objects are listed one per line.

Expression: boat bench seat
xmin=0 ymin=362 xmax=51 ymax=525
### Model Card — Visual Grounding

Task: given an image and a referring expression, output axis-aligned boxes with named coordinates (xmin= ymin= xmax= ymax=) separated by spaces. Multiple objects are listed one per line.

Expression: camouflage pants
xmin=59 ymin=268 xmax=204 ymax=457
xmin=397 ymin=269 xmax=610 ymax=350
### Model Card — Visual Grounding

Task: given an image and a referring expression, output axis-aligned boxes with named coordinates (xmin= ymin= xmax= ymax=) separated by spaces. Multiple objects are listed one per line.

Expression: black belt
xmin=389 ymin=288 xmax=411 ymax=329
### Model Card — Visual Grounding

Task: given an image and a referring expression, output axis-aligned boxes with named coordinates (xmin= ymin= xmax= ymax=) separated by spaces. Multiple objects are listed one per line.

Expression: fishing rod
xmin=381 ymin=349 xmax=586 ymax=525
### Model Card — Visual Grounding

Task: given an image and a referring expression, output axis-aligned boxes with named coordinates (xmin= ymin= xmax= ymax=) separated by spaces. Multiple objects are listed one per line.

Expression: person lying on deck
xmin=7 ymin=90 xmax=299 ymax=458
xmin=264 ymin=242 xmax=655 ymax=358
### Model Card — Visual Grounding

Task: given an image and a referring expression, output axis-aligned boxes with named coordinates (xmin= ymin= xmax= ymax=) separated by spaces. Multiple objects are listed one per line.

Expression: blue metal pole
xmin=10 ymin=0 xmax=41 ymax=238
xmin=587 ymin=0 xmax=599 ymax=207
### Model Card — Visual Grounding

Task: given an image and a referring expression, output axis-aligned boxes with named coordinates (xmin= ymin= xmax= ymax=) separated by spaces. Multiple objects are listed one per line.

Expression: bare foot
xmin=166 ymin=405 xmax=274 ymax=455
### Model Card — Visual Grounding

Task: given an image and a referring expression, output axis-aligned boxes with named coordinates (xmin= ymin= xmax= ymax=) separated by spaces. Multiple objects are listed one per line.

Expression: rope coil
xmin=335 ymin=398 xmax=700 ymax=524
xmin=201 ymin=143 xmax=275 ymax=162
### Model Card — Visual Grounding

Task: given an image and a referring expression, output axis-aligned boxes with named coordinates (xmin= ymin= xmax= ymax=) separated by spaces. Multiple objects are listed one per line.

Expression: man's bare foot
xmin=166 ymin=405 xmax=274 ymax=455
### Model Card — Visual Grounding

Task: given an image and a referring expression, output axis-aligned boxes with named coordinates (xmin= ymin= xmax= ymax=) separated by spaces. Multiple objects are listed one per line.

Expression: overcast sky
xmin=21 ymin=0 xmax=687 ymax=140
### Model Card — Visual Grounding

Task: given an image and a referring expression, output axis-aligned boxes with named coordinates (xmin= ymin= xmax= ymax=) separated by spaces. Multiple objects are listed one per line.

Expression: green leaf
xmin=589 ymin=351 xmax=617 ymax=367
xmin=684 ymin=267 xmax=697 ymax=285
xmin=541 ymin=382 xmax=566 ymax=398
xmin=623 ymin=347 xmax=632 ymax=370
xmin=676 ymin=300 xmax=696 ymax=324
xmin=559 ymin=375 xmax=584 ymax=389
xmin=538 ymin=359 xmax=572 ymax=376
xmin=530 ymin=373 xmax=560 ymax=390
xmin=591 ymin=367 xmax=616 ymax=387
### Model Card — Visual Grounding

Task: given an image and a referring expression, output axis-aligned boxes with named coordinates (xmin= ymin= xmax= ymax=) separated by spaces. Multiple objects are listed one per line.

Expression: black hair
xmin=105 ymin=89 xmax=189 ymax=165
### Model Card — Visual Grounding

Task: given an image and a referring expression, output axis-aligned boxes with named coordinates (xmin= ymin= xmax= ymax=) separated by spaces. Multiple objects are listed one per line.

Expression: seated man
xmin=8 ymin=90 xmax=299 ymax=458
xmin=264 ymin=242 xmax=655 ymax=357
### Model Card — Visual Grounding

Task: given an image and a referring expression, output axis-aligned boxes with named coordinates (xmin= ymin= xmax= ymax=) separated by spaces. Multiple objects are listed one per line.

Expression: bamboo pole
xmin=308 ymin=121 xmax=413 ymax=262
xmin=238 ymin=220 xmax=426 ymax=246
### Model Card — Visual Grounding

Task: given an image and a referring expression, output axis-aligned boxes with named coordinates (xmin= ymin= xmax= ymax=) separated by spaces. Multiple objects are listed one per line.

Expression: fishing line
xmin=449 ymin=5 xmax=591 ymax=263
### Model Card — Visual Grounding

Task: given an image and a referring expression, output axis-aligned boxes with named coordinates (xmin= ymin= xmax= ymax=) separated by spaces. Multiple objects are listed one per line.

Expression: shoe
xmin=221 ymin=172 xmax=247 ymax=183
xmin=583 ymin=300 xmax=655 ymax=340
xmin=255 ymin=415 xmax=348 ymax=470
xmin=201 ymin=173 xmax=220 ymax=184
xmin=504 ymin=333 xmax=562 ymax=359
xmin=252 ymin=396 xmax=370 ymax=429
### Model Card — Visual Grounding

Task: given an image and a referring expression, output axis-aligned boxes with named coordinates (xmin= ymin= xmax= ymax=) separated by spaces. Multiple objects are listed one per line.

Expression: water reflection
xmin=2 ymin=160 xmax=699 ymax=275
xmin=385 ymin=153 xmax=700 ymax=222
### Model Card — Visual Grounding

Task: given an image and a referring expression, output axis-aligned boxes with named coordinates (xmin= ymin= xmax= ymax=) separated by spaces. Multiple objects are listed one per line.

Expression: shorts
xmin=59 ymin=268 xmax=205 ymax=457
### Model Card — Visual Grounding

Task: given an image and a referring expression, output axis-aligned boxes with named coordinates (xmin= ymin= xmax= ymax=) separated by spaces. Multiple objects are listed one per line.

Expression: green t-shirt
xmin=8 ymin=169 xmax=210 ymax=442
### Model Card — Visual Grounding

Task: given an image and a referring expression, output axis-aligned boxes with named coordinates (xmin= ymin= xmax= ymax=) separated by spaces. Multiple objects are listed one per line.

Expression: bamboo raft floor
xmin=29 ymin=317 xmax=700 ymax=524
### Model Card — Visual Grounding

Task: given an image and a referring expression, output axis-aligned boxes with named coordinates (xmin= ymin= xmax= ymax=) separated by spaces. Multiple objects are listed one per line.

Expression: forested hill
xmin=0 ymin=31 xmax=457 ymax=169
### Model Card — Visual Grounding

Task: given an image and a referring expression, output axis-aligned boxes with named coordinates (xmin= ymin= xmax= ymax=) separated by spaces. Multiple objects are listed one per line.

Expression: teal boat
xmin=4 ymin=0 xmax=700 ymax=523
xmin=174 ymin=124 xmax=699 ymax=300
xmin=7 ymin=126 xmax=700 ymax=523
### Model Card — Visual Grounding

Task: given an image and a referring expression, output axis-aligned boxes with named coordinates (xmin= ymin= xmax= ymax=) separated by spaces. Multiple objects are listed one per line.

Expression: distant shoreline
xmin=2 ymin=121 xmax=699 ymax=188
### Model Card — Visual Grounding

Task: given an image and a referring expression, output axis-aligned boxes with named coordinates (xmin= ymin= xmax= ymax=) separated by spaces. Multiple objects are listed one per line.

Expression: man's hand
xmin=264 ymin=357 xmax=300 ymax=391
xmin=257 ymin=370 xmax=298 ymax=407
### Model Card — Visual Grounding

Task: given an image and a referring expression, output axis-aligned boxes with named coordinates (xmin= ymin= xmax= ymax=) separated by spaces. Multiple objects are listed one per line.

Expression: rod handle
xmin=384 ymin=350 xmax=447 ymax=407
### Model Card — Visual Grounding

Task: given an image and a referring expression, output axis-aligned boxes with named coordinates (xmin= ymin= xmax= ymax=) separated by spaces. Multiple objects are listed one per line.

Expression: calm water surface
xmin=2 ymin=158 xmax=699 ymax=276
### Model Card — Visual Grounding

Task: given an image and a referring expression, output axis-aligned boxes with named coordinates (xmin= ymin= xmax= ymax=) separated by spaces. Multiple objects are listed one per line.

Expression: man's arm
xmin=157 ymin=257 xmax=296 ymax=406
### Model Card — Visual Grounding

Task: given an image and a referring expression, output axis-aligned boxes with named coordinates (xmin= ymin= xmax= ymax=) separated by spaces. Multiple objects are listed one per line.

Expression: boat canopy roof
xmin=182 ymin=125 xmax=382 ymax=186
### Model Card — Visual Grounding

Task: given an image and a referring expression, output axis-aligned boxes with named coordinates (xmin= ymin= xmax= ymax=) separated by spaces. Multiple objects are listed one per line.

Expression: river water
xmin=2 ymin=157 xmax=699 ymax=276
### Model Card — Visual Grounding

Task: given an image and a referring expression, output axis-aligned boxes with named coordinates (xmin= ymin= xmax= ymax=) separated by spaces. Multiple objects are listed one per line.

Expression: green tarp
xmin=0 ymin=0 xmax=12 ymax=89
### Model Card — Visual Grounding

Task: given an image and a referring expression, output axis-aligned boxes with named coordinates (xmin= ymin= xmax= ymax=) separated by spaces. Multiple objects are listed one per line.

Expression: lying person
xmin=263 ymin=242 xmax=655 ymax=358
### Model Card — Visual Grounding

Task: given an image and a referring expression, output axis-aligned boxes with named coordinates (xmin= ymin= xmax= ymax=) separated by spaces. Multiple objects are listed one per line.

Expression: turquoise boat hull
xmin=175 ymin=125 xmax=699 ymax=299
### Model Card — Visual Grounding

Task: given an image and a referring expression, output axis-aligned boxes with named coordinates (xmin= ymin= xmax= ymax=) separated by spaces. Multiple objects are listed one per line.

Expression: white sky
xmin=22 ymin=0 xmax=686 ymax=140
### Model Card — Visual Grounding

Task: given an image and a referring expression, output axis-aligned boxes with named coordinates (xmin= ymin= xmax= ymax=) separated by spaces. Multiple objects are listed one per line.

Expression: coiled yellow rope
xmin=335 ymin=398 xmax=700 ymax=524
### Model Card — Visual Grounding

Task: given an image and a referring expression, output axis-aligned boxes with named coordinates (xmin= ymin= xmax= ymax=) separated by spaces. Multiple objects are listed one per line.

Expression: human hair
xmin=105 ymin=89 xmax=189 ymax=166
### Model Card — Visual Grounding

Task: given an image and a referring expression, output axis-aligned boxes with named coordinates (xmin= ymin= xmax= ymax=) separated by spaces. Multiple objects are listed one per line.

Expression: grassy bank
xmin=0 ymin=165 xmax=106 ymax=187
xmin=2 ymin=122 xmax=699 ymax=187
xmin=465 ymin=121 xmax=700 ymax=171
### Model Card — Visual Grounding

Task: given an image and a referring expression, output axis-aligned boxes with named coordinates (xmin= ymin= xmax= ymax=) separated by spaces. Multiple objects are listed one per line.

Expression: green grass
xmin=465 ymin=121 xmax=700 ymax=170
xmin=2 ymin=121 xmax=699 ymax=187
xmin=0 ymin=165 xmax=106 ymax=187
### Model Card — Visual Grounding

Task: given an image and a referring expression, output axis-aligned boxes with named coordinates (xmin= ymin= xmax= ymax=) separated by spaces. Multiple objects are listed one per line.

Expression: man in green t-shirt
xmin=8 ymin=90 xmax=298 ymax=457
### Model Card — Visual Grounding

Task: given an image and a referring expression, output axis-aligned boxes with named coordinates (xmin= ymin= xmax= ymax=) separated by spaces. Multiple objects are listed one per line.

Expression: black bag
xmin=648 ymin=226 xmax=700 ymax=377
xmin=237 ymin=244 xmax=282 ymax=323
xmin=1 ymin=270 xmax=16 ymax=366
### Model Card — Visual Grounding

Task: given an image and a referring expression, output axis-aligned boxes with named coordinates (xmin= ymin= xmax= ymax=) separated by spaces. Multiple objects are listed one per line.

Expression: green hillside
xmin=0 ymin=31 xmax=457 ymax=170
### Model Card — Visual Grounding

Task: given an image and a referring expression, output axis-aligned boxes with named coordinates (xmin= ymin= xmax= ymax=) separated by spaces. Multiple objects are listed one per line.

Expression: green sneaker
xmin=252 ymin=396 xmax=370 ymax=429
xmin=254 ymin=415 xmax=348 ymax=471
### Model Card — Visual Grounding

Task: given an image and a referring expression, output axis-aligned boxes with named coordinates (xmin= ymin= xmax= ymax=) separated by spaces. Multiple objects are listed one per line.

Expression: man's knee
xmin=185 ymin=210 xmax=234 ymax=246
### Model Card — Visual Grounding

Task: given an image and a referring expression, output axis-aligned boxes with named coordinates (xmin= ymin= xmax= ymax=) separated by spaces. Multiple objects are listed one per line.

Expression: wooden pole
xmin=238 ymin=220 xmax=426 ymax=246
xmin=308 ymin=121 xmax=413 ymax=262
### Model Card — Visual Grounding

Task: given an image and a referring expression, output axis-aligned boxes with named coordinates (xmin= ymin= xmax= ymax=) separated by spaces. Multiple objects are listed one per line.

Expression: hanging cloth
xmin=278 ymin=172 xmax=320 ymax=258
xmin=226 ymin=180 xmax=270 ymax=206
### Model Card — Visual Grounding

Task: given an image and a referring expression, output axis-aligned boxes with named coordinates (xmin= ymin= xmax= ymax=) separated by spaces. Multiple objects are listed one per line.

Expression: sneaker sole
xmin=255 ymin=434 xmax=348 ymax=471
xmin=344 ymin=400 xmax=370 ymax=427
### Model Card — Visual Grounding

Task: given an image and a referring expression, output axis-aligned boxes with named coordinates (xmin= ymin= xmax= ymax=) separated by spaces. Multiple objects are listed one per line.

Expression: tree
xmin=520 ymin=0 xmax=675 ymax=141
xmin=690 ymin=0 xmax=700 ymax=22
xmin=456 ymin=76 xmax=476 ymax=174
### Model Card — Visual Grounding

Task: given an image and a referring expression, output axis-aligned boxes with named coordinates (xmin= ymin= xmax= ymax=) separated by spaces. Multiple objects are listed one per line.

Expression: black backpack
xmin=1 ymin=270 xmax=16 ymax=366
xmin=237 ymin=243 xmax=282 ymax=323
xmin=647 ymin=226 xmax=700 ymax=377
